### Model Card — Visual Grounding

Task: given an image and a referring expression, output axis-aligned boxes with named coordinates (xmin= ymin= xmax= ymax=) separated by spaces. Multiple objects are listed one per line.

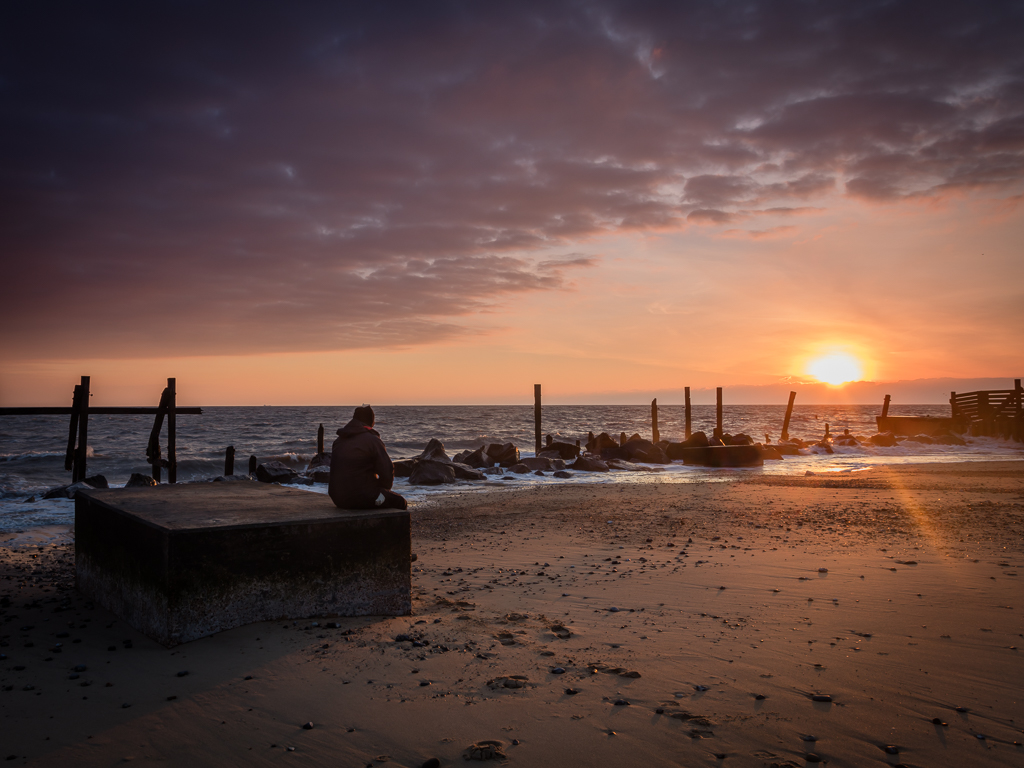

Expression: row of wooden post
xmin=531 ymin=385 xmax=802 ymax=448
xmin=223 ymin=421 xmax=327 ymax=477
xmin=0 ymin=376 xmax=202 ymax=483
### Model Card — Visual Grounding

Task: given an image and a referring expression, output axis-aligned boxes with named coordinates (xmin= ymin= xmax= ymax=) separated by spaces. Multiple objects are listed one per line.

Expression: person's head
xmin=353 ymin=405 xmax=375 ymax=427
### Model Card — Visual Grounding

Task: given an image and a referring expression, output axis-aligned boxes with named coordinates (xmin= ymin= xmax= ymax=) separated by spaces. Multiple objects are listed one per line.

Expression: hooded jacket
xmin=328 ymin=418 xmax=395 ymax=509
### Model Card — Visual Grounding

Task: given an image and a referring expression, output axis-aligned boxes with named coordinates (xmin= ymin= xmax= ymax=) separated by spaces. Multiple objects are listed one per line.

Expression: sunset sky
xmin=2 ymin=1 xmax=1022 ymax=406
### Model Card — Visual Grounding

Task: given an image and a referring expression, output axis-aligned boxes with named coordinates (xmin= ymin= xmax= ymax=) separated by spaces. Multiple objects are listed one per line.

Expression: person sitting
xmin=328 ymin=405 xmax=407 ymax=510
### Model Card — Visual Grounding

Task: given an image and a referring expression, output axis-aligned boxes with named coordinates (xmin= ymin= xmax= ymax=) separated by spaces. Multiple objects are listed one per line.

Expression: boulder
xmin=482 ymin=467 xmax=504 ymax=475
xmin=665 ymin=431 xmax=712 ymax=460
xmin=724 ymin=433 xmax=754 ymax=446
xmin=869 ymin=432 xmax=899 ymax=447
xmin=520 ymin=457 xmax=553 ymax=471
xmin=508 ymin=463 xmax=531 ymax=474
xmin=418 ymin=438 xmax=451 ymax=463
xmin=606 ymin=459 xmax=643 ymax=471
xmin=570 ymin=456 xmax=610 ymax=472
xmin=551 ymin=459 xmax=566 ymax=470
xmin=393 ymin=459 xmax=416 ymax=478
xmin=83 ymin=474 xmax=109 ymax=489
xmin=540 ymin=441 xmax=580 ymax=460
xmin=124 ymin=473 xmax=157 ymax=488
xmin=42 ymin=485 xmax=72 ymax=500
xmin=759 ymin=444 xmax=783 ymax=461
xmin=553 ymin=470 xmax=572 ymax=479
xmin=311 ymin=470 xmax=331 ymax=483
xmin=456 ymin=446 xmax=493 ymax=468
xmin=65 ymin=480 xmax=98 ymax=498
xmin=409 ymin=461 xmax=456 ymax=485
xmin=774 ymin=443 xmax=804 ymax=455
xmin=450 ymin=462 xmax=485 ymax=480
xmin=811 ymin=439 xmax=834 ymax=454
xmin=904 ymin=434 xmax=935 ymax=444
xmin=486 ymin=443 xmax=520 ymax=467
xmin=255 ymin=461 xmax=298 ymax=484
xmin=307 ymin=452 xmax=331 ymax=470
xmin=598 ymin=445 xmax=630 ymax=461
xmin=620 ymin=439 xmax=670 ymax=464
xmin=585 ymin=432 xmax=619 ymax=454
xmin=935 ymin=433 xmax=967 ymax=446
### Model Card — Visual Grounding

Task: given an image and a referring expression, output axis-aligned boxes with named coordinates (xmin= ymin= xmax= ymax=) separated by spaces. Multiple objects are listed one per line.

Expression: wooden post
xmin=825 ymin=423 xmax=830 ymax=438
xmin=781 ymin=391 xmax=796 ymax=442
xmin=74 ymin=376 xmax=90 ymax=482
xmin=651 ymin=398 xmax=659 ymax=443
xmin=534 ymin=384 xmax=542 ymax=455
xmin=248 ymin=455 xmax=257 ymax=475
xmin=1015 ymin=380 xmax=1022 ymax=443
xmin=684 ymin=387 xmax=691 ymax=440
xmin=317 ymin=423 xmax=324 ymax=455
xmin=64 ymin=384 xmax=82 ymax=472
xmin=881 ymin=394 xmax=891 ymax=418
xmin=714 ymin=387 xmax=723 ymax=440
xmin=147 ymin=386 xmax=170 ymax=483
xmin=546 ymin=434 xmax=553 ymax=447
xmin=620 ymin=432 xmax=627 ymax=446
xmin=224 ymin=446 xmax=235 ymax=476
xmin=167 ymin=378 xmax=177 ymax=483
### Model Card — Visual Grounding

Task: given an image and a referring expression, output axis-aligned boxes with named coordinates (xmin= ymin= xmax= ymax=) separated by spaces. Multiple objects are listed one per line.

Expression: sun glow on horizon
xmin=806 ymin=352 xmax=864 ymax=386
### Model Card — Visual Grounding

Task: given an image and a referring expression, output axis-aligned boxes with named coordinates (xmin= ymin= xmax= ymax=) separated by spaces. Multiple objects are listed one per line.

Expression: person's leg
xmin=375 ymin=489 xmax=407 ymax=510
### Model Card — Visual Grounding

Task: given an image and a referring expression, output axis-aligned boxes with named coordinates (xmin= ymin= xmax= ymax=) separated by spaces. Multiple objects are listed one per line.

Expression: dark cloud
xmin=2 ymin=0 xmax=1023 ymax=357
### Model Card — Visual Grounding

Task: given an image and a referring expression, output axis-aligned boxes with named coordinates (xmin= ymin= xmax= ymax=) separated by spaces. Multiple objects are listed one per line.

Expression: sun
xmin=806 ymin=352 xmax=864 ymax=386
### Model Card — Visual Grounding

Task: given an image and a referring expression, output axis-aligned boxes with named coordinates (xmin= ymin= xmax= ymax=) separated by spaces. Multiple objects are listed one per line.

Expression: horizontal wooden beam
xmin=0 ymin=407 xmax=203 ymax=416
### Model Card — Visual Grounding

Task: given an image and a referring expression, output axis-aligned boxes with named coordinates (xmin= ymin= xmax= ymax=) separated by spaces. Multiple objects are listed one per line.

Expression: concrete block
xmin=75 ymin=483 xmax=410 ymax=646
xmin=675 ymin=444 xmax=764 ymax=467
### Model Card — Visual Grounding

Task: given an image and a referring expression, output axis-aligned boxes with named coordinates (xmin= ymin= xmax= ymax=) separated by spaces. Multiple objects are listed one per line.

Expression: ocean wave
xmin=0 ymin=451 xmax=68 ymax=462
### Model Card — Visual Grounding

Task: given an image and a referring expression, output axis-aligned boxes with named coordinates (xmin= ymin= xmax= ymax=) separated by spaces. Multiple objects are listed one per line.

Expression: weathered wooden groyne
xmin=0 ymin=376 xmax=202 ymax=482
xmin=876 ymin=379 xmax=1023 ymax=442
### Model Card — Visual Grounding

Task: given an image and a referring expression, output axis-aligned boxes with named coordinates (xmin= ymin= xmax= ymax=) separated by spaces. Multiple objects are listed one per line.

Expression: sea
xmin=1 ymin=404 xmax=1021 ymax=533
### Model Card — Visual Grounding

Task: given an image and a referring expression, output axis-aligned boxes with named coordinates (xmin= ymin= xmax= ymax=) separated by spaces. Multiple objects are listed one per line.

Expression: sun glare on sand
xmin=807 ymin=352 xmax=864 ymax=386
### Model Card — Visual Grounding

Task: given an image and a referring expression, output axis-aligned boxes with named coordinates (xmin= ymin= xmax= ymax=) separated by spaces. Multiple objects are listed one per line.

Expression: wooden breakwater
xmin=0 ymin=376 xmax=202 ymax=483
xmin=876 ymin=380 xmax=1023 ymax=442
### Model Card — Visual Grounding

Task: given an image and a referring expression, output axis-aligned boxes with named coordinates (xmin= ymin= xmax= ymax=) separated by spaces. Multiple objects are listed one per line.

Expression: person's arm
xmin=374 ymin=438 xmax=395 ymax=490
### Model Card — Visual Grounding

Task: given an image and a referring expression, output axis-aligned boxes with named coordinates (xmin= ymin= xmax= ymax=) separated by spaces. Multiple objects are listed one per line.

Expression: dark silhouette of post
xmin=74 ymin=376 xmax=90 ymax=482
xmin=714 ymin=387 xmax=723 ymax=440
xmin=684 ymin=387 xmax=691 ymax=440
xmin=248 ymin=455 xmax=257 ymax=476
xmin=65 ymin=383 xmax=82 ymax=473
xmin=167 ymin=378 xmax=177 ymax=483
xmin=317 ymin=423 xmax=324 ymax=455
xmin=534 ymin=384 xmax=542 ymax=454
xmin=620 ymin=431 xmax=627 ymax=446
xmin=881 ymin=394 xmax=891 ymax=418
xmin=224 ymin=446 xmax=235 ymax=476
xmin=651 ymin=398 xmax=659 ymax=443
xmin=781 ymin=391 xmax=796 ymax=442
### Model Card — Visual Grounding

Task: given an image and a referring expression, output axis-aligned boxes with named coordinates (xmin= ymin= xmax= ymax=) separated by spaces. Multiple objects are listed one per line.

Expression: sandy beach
xmin=2 ymin=461 xmax=1022 ymax=767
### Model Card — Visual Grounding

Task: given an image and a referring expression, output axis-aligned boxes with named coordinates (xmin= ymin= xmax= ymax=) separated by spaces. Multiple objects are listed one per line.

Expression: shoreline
xmin=2 ymin=460 xmax=1023 ymax=766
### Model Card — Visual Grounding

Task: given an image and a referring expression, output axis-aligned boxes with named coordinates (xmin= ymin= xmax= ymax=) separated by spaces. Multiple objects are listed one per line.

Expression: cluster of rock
xmin=779 ymin=429 xmax=968 ymax=454
xmin=35 ymin=472 xmax=157 ymax=501
xmin=395 ymin=439 xmax=516 ymax=485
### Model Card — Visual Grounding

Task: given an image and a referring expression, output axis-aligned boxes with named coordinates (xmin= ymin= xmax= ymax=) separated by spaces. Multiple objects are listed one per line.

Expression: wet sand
xmin=2 ymin=461 xmax=1022 ymax=766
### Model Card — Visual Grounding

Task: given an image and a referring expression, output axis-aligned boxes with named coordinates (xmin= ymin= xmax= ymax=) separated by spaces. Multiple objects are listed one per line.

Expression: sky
xmin=2 ymin=1 xmax=1023 ymax=406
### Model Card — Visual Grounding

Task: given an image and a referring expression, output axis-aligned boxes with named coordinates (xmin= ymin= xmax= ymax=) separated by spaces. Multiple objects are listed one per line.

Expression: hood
xmin=337 ymin=418 xmax=380 ymax=439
